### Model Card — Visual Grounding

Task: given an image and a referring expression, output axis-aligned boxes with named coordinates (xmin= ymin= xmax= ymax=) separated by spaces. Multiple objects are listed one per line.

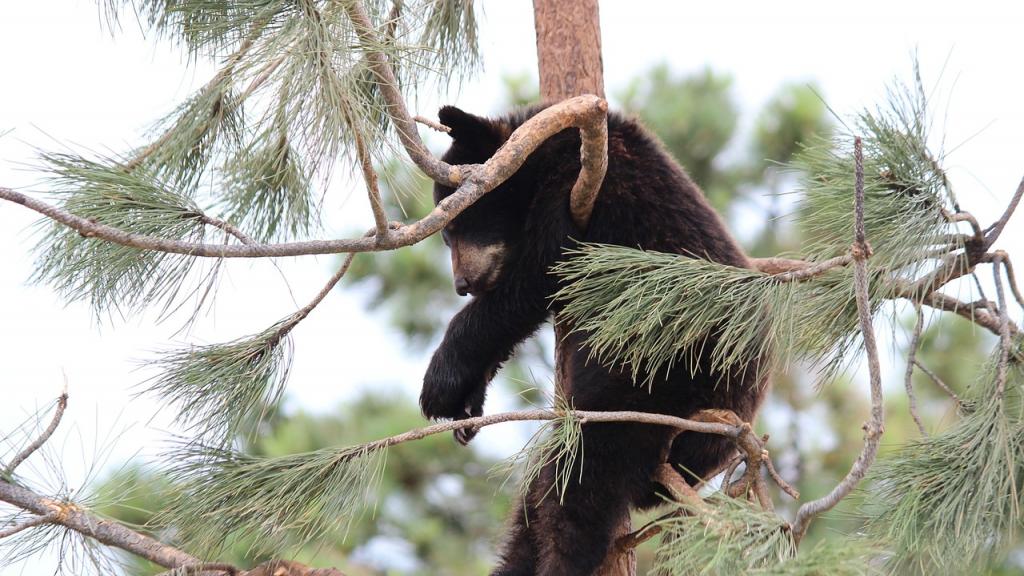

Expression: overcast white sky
xmin=1 ymin=1 xmax=1023 ymax=573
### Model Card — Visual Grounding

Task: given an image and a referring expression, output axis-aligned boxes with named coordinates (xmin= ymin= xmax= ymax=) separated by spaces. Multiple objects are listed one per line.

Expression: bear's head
xmin=433 ymin=106 xmax=526 ymax=297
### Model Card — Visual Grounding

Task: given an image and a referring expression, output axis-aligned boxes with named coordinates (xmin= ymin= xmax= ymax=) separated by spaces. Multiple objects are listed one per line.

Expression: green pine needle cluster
xmin=794 ymin=72 xmax=957 ymax=278
xmin=220 ymin=119 xmax=314 ymax=242
xmin=142 ymin=320 xmax=296 ymax=447
xmin=865 ymin=354 xmax=1024 ymax=573
xmin=161 ymin=442 xmax=387 ymax=555
xmin=139 ymin=80 xmax=246 ymax=190
xmin=553 ymin=245 xmax=866 ymax=388
xmin=492 ymin=398 xmax=584 ymax=506
xmin=417 ymin=0 xmax=480 ymax=78
xmin=31 ymin=152 xmax=218 ymax=320
xmin=89 ymin=0 xmax=481 ymax=247
xmin=555 ymin=71 xmax=962 ymax=387
xmin=651 ymin=495 xmax=795 ymax=575
xmin=652 ymin=495 xmax=876 ymax=576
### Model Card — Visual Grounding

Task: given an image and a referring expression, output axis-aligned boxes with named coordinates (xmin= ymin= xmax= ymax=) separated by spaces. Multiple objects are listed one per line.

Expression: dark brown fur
xmin=420 ymin=104 xmax=768 ymax=575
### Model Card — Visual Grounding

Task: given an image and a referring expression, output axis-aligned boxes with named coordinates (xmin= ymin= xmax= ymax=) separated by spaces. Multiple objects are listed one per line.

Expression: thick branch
xmin=0 ymin=97 xmax=608 ymax=259
xmin=792 ymin=137 xmax=884 ymax=542
xmin=0 ymin=479 xmax=202 ymax=568
xmin=568 ymin=98 xmax=608 ymax=229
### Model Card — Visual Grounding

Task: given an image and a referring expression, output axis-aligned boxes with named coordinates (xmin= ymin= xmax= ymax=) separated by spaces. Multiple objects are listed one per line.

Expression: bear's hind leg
xmin=532 ymin=422 xmax=669 ymax=576
xmin=491 ymin=498 xmax=539 ymax=576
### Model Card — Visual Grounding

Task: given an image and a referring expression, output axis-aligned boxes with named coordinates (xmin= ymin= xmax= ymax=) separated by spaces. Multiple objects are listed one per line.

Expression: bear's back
xmin=505 ymin=106 xmax=749 ymax=269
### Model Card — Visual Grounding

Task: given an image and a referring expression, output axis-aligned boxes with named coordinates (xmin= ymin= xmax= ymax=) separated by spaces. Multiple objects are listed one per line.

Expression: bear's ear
xmin=438 ymin=106 xmax=507 ymax=150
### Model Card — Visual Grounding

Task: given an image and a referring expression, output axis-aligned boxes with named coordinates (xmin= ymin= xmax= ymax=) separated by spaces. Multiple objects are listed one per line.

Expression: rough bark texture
xmin=533 ymin=1 xmax=627 ymax=574
xmin=533 ymin=0 xmax=605 ymax=100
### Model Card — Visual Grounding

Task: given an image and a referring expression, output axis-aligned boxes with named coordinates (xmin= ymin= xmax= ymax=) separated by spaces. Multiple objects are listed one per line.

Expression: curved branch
xmin=984 ymin=173 xmax=1024 ymax=248
xmin=568 ymin=99 xmax=608 ymax=229
xmin=0 ymin=96 xmax=608 ymax=259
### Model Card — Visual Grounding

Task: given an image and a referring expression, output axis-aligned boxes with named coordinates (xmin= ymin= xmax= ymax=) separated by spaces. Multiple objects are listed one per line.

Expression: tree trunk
xmin=533 ymin=0 xmax=605 ymax=100
xmin=534 ymin=2 xmax=630 ymax=575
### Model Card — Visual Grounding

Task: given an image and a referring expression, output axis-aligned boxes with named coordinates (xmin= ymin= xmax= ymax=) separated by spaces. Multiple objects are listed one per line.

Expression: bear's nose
xmin=454 ymin=277 xmax=472 ymax=296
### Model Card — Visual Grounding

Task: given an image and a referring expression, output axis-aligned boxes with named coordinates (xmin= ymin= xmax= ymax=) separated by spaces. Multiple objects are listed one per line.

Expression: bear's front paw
xmin=420 ymin=358 xmax=482 ymax=420
xmin=452 ymin=399 xmax=484 ymax=446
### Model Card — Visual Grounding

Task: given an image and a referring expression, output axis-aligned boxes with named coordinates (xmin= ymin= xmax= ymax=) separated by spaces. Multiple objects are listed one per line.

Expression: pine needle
xmin=31 ymin=152 xmax=219 ymax=321
xmin=865 ymin=355 xmax=1024 ymax=574
xmin=161 ymin=442 xmax=387 ymax=556
xmin=141 ymin=320 xmax=295 ymax=448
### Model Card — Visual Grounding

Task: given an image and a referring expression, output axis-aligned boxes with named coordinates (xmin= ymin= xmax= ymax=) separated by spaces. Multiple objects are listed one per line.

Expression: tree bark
xmin=534 ymin=1 xmax=629 ymax=574
xmin=533 ymin=0 xmax=605 ymax=100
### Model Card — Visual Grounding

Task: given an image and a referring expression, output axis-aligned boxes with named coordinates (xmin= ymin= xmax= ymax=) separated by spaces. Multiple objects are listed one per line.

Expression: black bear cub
xmin=420 ymin=104 xmax=767 ymax=576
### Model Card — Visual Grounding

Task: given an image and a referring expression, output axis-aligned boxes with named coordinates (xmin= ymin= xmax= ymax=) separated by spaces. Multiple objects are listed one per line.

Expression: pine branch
xmin=143 ymin=245 xmax=362 ymax=446
xmin=0 ymin=95 xmax=609 ymax=258
xmin=792 ymin=137 xmax=885 ymax=543
xmin=0 ymin=513 xmax=57 ymax=539
xmin=340 ymin=0 xmax=459 ymax=186
xmin=0 ymin=392 xmax=343 ymax=575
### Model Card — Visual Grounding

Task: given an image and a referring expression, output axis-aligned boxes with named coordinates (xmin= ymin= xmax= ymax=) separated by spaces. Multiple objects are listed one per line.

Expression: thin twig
xmin=763 ymin=453 xmax=799 ymax=499
xmin=984 ymin=174 xmax=1024 ymax=248
xmin=158 ymin=563 xmax=239 ymax=576
xmin=720 ymin=454 xmax=743 ymax=493
xmin=901 ymin=287 xmax=1018 ymax=338
xmin=764 ymin=254 xmax=853 ymax=282
xmin=792 ymin=137 xmax=884 ymax=543
xmin=350 ymin=127 xmax=389 ymax=241
xmin=413 ymin=115 xmax=451 ymax=133
xmin=986 ymin=251 xmax=1024 ymax=311
xmin=0 ymin=96 xmax=608 ymax=259
xmin=940 ymin=207 xmax=984 ymax=245
xmin=992 ymin=253 xmax=1012 ymax=398
xmin=363 ymin=408 xmax=749 ymax=453
xmin=0 ymin=512 xmax=57 ymax=538
xmin=197 ymin=214 xmax=255 ymax=245
xmin=903 ymin=304 xmax=929 ymax=436
xmin=913 ymin=360 xmax=961 ymax=405
xmin=3 ymin=391 xmax=68 ymax=476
